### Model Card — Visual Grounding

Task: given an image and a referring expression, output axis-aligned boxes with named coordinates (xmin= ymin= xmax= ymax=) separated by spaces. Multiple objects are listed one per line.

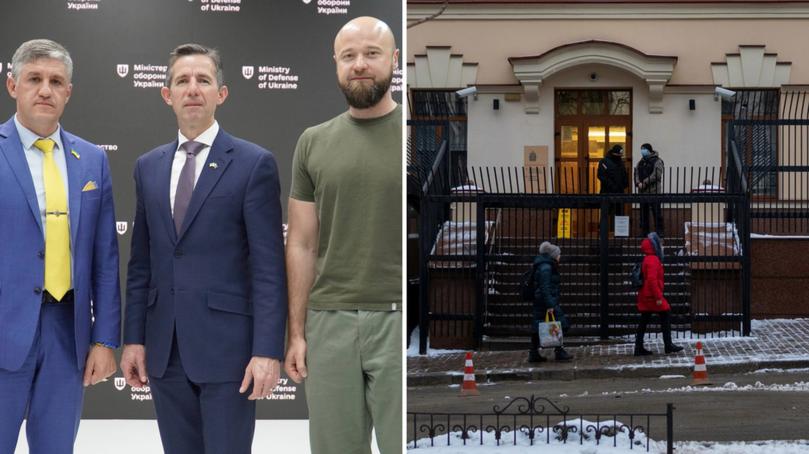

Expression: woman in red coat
xmin=634 ymin=236 xmax=684 ymax=356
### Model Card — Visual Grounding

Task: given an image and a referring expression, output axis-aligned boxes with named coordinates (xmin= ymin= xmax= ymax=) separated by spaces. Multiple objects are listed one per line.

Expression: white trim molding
xmin=407 ymin=46 xmax=479 ymax=89
xmin=509 ymin=40 xmax=677 ymax=114
xmin=408 ymin=4 xmax=809 ymax=21
xmin=711 ymin=45 xmax=791 ymax=87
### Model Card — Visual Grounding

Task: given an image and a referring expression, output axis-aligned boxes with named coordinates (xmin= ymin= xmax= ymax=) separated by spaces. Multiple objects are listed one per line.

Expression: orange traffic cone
xmin=459 ymin=352 xmax=480 ymax=397
xmin=691 ymin=341 xmax=712 ymax=386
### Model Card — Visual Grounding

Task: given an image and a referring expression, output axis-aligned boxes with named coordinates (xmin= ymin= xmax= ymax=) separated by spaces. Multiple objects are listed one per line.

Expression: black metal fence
xmin=408 ymin=395 xmax=675 ymax=453
xmin=727 ymin=90 xmax=809 ymax=235
xmin=419 ymin=165 xmax=750 ymax=352
xmin=411 ymin=91 xmax=809 ymax=353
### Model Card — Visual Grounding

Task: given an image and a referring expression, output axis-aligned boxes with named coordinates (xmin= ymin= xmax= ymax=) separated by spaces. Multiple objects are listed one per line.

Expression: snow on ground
xmin=409 ymin=418 xmax=661 ymax=453
xmin=408 ymin=327 xmax=466 ymax=357
xmin=674 ymin=440 xmax=809 ymax=454
xmin=747 ymin=368 xmax=809 ymax=375
xmin=552 ymin=381 xmax=809 ymax=399
xmin=408 ymin=421 xmax=809 ymax=452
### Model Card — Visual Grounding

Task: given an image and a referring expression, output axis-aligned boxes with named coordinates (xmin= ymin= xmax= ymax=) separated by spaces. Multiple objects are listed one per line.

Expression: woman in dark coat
xmin=528 ymin=242 xmax=573 ymax=363
xmin=634 ymin=237 xmax=683 ymax=356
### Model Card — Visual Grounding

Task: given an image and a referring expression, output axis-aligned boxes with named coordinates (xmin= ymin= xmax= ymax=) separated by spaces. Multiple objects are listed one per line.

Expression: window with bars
xmin=722 ymin=89 xmax=779 ymax=198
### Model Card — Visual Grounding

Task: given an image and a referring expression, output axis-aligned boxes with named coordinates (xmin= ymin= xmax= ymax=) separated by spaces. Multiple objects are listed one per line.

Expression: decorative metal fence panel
xmin=408 ymin=395 xmax=675 ymax=453
xmin=418 ymin=165 xmax=750 ymax=352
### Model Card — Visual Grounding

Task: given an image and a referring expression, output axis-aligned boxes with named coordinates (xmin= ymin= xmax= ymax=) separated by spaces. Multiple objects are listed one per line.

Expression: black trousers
xmin=640 ymin=202 xmax=663 ymax=237
xmin=635 ymin=311 xmax=674 ymax=347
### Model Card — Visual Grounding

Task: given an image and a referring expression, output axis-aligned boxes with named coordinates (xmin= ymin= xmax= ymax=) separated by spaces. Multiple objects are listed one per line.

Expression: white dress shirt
xmin=170 ymin=120 xmax=219 ymax=215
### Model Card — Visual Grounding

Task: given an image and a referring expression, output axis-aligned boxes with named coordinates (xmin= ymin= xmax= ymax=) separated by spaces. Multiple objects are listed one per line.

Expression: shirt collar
xmin=14 ymin=114 xmax=64 ymax=152
xmin=177 ymin=120 xmax=219 ymax=151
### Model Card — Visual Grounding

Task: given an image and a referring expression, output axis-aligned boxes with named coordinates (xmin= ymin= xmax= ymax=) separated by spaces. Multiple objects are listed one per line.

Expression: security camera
xmin=455 ymin=86 xmax=477 ymax=98
xmin=714 ymin=86 xmax=736 ymax=100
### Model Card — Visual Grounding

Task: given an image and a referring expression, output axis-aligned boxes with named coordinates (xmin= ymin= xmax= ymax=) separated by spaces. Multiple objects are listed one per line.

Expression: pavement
xmin=407 ymin=318 xmax=809 ymax=386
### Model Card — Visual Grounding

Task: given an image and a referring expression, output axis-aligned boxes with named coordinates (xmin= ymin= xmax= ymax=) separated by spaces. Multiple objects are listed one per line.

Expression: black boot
xmin=554 ymin=346 xmax=572 ymax=361
xmin=634 ymin=313 xmax=653 ymax=356
xmin=660 ymin=311 xmax=683 ymax=354
xmin=528 ymin=349 xmax=546 ymax=363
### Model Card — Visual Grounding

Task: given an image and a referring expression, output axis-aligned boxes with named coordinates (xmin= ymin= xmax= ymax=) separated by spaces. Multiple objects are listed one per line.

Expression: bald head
xmin=333 ymin=16 xmax=399 ymax=112
xmin=334 ymin=16 xmax=396 ymax=57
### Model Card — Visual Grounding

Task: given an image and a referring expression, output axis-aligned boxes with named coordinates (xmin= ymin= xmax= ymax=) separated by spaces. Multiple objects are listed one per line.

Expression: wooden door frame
xmin=554 ymin=88 xmax=634 ymax=194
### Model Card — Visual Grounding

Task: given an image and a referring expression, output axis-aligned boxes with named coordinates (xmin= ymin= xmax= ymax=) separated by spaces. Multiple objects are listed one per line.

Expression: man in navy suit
xmin=0 ymin=39 xmax=120 ymax=454
xmin=120 ymin=43 xmax=287 ymax=454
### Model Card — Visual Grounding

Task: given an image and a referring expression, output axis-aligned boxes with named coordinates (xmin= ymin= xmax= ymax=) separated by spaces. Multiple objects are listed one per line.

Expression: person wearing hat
xmin=634 ymin=142 xmax=665 ymax=236
xmin=597 ymin=144 xmax=629 ymax=216
xmin=528 ymin=241 xmax=573 ymax=363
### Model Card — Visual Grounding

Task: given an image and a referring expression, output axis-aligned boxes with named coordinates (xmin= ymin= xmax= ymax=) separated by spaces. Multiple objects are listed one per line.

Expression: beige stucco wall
xmin=408 ymin=19 xmax=809 ymax=85
xmin=466 ymin=63 xmax=721 ymax=170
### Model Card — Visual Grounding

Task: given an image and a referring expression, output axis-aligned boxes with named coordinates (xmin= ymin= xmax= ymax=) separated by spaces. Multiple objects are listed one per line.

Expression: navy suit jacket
xmin=0 ymin=116 xmax=121 ymax=371
xmin=124 ymin=129 xmax=287 ymax=383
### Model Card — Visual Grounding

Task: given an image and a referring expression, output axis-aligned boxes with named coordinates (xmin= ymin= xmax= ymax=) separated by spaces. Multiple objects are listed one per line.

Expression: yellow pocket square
xmin=82 ymin=181 xmax=98 ymax=192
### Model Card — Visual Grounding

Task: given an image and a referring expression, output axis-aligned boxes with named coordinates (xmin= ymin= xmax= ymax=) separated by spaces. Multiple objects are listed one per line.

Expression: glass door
xmin=555 ymin=89 xmax=633 ymax=236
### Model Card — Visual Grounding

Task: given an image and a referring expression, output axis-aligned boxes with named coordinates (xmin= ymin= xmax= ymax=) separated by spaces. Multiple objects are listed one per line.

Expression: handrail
xmin=422 ymin=140 xmax=449 ymax=195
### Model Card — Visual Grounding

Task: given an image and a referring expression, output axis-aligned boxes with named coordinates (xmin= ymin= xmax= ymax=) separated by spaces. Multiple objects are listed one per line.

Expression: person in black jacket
xmin=634 ymin=142 xmax=665 ymax=236
xmin=528 ymin=242 xmax=573 ymax=363
xmin=597 ymin=144 xmax=629 ymax=216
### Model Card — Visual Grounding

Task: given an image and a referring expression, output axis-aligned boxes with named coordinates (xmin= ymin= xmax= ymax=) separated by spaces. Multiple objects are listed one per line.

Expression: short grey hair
xmin=165 ymin=43 xmax=224 ymax=87
xmin=11 ymin=39 xmax=73 ymax=82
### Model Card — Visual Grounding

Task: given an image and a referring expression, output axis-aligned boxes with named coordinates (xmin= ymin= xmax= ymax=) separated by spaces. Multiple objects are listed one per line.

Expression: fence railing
xmin=729 ymin=118 xmax=809 ymax=235
xmin=419 ymin=165 xmax=750 ymax=352
xmin=408 ymin=395 xmax=675 ymax=453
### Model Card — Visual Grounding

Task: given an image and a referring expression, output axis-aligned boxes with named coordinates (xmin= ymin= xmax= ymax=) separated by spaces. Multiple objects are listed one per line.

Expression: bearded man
xmin=283 ymin=16 xmax=402 ymax=454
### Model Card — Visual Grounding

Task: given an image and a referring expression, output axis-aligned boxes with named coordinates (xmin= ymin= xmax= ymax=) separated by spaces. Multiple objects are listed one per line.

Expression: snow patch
xmin=408 ymin=328 xmax=466 ymax=357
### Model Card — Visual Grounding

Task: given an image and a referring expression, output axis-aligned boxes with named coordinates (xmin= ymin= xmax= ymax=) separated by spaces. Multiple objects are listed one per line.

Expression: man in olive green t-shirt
xmin=284 ymin=16 xmax=402 ymax=454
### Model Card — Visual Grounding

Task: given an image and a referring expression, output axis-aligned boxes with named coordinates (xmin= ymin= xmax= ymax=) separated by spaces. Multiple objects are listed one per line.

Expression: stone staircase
xmin=482 ymin=237 xmax=692 ymax=350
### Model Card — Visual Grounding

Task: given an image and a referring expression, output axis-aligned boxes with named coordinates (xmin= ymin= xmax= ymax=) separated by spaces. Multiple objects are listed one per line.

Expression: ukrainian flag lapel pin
xmin=71 ymin=149 xmax=80 ymax=159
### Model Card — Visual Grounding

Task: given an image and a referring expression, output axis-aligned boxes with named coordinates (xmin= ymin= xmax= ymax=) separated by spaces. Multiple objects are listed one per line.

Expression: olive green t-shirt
xmin=290 ymin=105 xmax=402 ymax=311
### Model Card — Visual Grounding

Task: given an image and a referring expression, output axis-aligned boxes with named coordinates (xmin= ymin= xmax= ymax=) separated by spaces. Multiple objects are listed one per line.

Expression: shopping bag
xmin=536 ymin=309 xmax=563 ymax=348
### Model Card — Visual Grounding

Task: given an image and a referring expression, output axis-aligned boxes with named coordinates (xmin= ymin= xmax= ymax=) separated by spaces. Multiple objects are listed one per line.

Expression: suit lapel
xmin=61 ymin=131 xmax=83 ymax=249
xmin=0 ymin=118 xmax=43 ymax=235
xmin=159 ymin=141 xmax=179 ymax=244
xmin=176 ymin=130 xmax=233 ymax=240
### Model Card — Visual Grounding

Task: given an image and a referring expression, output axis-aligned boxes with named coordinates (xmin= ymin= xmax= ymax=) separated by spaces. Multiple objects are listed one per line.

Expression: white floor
xmin=14 ymin=420 xmax=382 ymax=454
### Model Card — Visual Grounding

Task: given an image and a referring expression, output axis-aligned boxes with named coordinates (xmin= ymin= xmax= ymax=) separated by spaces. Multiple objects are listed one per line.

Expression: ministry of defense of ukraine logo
xmin=116 ymin=221 xmax=128 ymax=235
xmin=117 ymin=64 xmax=129 ymax=78
xmin=242 ymin=66 xmax=254 ymax=80
xmin=114 ymin=377 xmax=126 ymax=391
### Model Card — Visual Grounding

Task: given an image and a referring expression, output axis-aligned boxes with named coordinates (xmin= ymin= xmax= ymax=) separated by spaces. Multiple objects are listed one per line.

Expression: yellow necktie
xmin=34 ymin=138 xmax=71 ymax=301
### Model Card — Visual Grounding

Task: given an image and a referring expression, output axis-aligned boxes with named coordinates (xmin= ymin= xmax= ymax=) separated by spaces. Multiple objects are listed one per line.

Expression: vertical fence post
xmin=741 ymin=191 xmax=752 ymax=335
xmin=600 ymin=199 xmax=610 ymax=339
xmin=419 ymin=190 xmax=430 ymax=354
xmin=666 ymin=403 xmax=675 ymax=454
xmin=474 ymin=197 xmax=486 ymax=348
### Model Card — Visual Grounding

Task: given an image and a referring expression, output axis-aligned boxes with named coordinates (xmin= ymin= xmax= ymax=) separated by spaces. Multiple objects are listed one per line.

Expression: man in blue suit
xmin=120 ymin=43 xmax=287 ymax=454
xmin=0 ymin=39 xmax=120 ymax=454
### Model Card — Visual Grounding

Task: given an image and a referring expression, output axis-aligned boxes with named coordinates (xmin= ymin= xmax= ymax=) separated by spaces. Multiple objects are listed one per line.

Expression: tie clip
xmin=45 ymin=210 xmax=69 ymax=217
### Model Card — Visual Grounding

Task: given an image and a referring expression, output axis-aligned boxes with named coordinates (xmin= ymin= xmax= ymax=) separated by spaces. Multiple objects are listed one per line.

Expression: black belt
xmin=42 ymin=289 xmax=74 ymax=304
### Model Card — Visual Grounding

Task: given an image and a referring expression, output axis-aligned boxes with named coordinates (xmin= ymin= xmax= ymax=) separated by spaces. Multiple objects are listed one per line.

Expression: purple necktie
xmin=173 ymin=140 xmax=206 ymax=234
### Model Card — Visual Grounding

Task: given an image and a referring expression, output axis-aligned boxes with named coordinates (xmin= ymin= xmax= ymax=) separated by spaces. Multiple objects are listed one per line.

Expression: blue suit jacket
xmin=0 ymin=116 xmax=121 ymax=371
xmin=124 ymin=129 xmax=287 ymax=383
